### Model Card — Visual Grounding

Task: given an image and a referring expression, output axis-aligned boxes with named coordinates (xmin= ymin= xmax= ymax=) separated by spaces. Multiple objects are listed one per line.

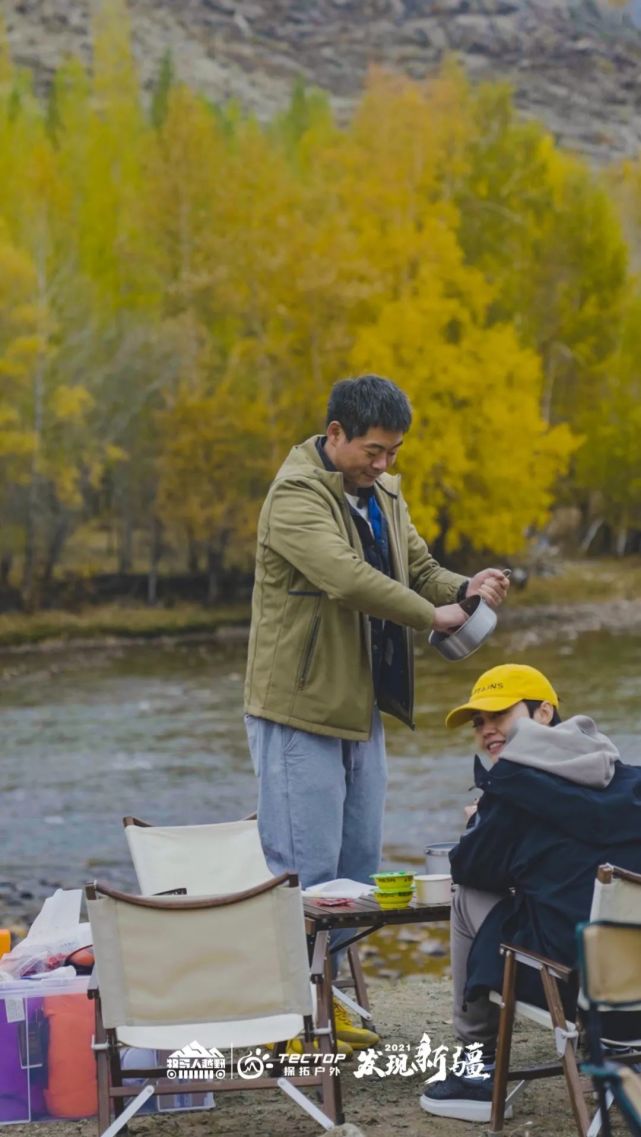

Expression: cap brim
xmin=445 ymin=696 xmax=522 ymax=730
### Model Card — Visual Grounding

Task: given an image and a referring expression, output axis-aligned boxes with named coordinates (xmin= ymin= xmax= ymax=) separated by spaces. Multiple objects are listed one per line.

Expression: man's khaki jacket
xmin=244 ymin=437 xmax=467 ymax=740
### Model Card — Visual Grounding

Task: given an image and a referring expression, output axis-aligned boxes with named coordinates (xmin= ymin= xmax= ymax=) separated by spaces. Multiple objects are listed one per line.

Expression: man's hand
xmin=466 ymin=568 xmax=510 ymax=609
xmin=432 ymin=603 xmax=469 ymax=634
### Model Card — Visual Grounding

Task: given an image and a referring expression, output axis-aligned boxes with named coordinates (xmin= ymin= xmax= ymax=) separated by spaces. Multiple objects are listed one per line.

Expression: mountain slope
xmin=4 ymin=0 xmax=641 ymax=163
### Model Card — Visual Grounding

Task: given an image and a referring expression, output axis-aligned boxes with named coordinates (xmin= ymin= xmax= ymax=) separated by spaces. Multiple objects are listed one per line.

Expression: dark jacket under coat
xmin=449 ymin=715 xmax=641 ymax=1017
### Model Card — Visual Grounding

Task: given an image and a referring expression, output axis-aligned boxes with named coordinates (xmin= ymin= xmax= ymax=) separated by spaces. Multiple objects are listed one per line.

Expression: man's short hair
xmin=326 ymin=374 xmax=412 ymax=440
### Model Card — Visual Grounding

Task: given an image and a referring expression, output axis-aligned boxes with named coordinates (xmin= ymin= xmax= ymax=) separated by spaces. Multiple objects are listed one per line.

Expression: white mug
xmin=414 ymin=874 xmax=452 ymax=905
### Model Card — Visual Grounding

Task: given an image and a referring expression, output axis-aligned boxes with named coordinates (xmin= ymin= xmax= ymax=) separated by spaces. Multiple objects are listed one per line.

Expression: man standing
xmin=244 ymin=374 xmax=508 ymax=1048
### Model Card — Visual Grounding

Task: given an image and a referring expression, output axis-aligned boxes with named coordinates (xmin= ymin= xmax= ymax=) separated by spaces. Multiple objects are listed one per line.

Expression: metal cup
xmin=424 ymin=841 xmax=457 ymax=875
xmin=428 ymin=595 xmax=497 ymax=662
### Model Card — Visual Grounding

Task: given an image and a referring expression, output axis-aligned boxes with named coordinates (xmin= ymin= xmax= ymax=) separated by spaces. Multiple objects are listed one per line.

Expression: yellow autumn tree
xmin=155 ymin=318 xmax=273 ymax=589
xmin=0 ymin=57 xmax=100 ymax=596
xmin=299 ymin=69 xmax=576 ymax=552
xmin=440 ymin=75 xmax=629 ymax=434
xmin=0 ymin=233 xmax=40 ymax=554
xmin=351 ymin=233 xmax=577 ymax=553
xmin=0 ymin=4 xmax=638 ymax=596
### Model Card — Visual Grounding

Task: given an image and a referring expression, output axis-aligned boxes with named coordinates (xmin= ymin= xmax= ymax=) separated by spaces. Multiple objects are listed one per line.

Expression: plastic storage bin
xmin=0 ymin=977 xmax=214 ymax=1125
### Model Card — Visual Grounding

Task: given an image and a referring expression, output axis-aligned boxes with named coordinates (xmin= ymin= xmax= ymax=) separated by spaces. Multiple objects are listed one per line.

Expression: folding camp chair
xmin=123 ymin=815 xmax=272 ymax=896
xmin=86 ymin=874 xmax=342 ymax=1137
xmin=123 ymin=815 xmax=373 ymax=1031
xmin=578 ymin=920 xmax=641 ymax=1137
xmin=490 ymin=864 xmax=641 ymax=1137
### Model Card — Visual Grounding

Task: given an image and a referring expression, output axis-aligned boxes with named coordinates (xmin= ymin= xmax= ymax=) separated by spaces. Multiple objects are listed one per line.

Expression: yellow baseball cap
xmin=445 ymin=663 xmax=559 ymax=729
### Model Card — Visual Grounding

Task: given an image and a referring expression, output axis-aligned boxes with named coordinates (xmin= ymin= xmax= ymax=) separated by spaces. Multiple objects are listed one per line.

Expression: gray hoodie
xmin=501 ymin=714 xmax=619 ymax=789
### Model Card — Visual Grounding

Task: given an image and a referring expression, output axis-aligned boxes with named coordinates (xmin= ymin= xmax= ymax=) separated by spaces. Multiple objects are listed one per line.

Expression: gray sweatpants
xmin=451 ymin=883 xmax=505 ymax=1047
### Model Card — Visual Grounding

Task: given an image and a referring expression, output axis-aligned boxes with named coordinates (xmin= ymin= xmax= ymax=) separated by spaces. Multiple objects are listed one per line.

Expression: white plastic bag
xmin=0 ymin=890 xmax=92 ymax=980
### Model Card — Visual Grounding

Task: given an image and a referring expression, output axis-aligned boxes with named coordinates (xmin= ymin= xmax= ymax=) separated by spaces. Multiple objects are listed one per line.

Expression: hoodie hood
xmin=499 ymin=714 xmax=619 ymax=788
xmin=470 ymin=714 xmax=639 ymax=848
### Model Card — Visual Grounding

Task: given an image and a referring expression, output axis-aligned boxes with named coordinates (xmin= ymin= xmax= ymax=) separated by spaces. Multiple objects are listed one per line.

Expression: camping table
xmin=303 ymin=895 xmax=451 ymax=1037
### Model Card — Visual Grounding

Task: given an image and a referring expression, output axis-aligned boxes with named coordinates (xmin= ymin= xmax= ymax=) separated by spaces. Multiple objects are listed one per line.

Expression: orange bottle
xmin=0 ymin=928 xmax=11 ymax=958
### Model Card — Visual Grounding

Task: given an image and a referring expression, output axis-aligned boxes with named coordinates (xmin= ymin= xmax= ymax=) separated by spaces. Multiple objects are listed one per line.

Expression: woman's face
xmin=471 ymin=702 xmax=531 ymax=763
xmin=471 ymin=700 xmax=554 ymax=762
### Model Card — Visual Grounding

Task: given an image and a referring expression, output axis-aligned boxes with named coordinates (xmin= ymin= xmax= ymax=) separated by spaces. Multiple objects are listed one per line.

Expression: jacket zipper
xmin=338 ymin=497 xmax=374 ymax=678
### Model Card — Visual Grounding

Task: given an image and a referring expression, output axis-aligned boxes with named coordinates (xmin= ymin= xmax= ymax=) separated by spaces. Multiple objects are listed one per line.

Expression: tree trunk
xmin=430 ymin=510 xmax=451 ymax=565
xmin=23 ymin=376 xmax=45 ymax=609
xmin=147 ymin=516 xmax=163 ymax=605
xmin=540 ymin=344 xmax=556 ymax=425
xmin=579 ymin=518 xmax=604 ymax=555
xmin=0 ymin=552 xmax=12 ymax=586
xmin=22 ymin=509 xmax=37 ymax=607
xmin=106 ymin=525 xmax=116 ymax=560
xmin=206 ymin=543 xmax=221 ymax=606
xmin=616 ymin=517 xmax=628 ymax=558
xmin=119 ymin=510 xmax=134 ymax=573
xmin=187 ymin=530 xmax=200 ymax=574
xmin=23 ymin=258 xmax=48 ymax=610
xmin=42 ymin=513 xmax=69 ymax=588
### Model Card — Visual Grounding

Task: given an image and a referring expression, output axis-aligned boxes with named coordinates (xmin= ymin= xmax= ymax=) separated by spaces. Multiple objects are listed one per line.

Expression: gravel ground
xmin=4 ymin=974 xmax=629 ymax=1137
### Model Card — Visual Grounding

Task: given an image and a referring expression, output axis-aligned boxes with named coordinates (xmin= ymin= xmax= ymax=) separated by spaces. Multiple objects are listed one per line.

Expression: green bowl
xmin=371 ymin=871 xmax=415 ymax=893
xmin=373 ymin=889 xmax=413 ymax=909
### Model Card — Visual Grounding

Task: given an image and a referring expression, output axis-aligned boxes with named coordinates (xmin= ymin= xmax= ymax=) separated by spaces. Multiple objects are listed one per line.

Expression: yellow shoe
xmin=269 ymin=1037 xmax=353 ymax=1059
xmin=332 ymin=997 xmax=380 ymax=1050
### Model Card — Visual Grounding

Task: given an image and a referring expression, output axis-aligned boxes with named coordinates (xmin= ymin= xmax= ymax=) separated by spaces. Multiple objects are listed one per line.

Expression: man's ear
xmin=326 ymin=420 xmax=343 ymax=444
xmin=533 ymin=701 xmax=555 ymax=726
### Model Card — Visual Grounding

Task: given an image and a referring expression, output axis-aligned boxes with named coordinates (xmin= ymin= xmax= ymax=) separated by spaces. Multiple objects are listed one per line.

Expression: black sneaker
xmin=419 ymin=1070 xmax=513 ymax=1123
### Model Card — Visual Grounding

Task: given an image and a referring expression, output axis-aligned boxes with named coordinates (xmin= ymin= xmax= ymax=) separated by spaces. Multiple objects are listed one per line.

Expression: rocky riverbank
xmin=0 ymin=593 xmax=639 ymax=659
xmin=499 ymin=597 xmax=641 ymax=651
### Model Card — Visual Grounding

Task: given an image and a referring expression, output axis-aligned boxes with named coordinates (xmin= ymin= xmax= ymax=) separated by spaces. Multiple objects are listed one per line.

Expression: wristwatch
xmin=456 ymin=580 xmax=469 ymax=603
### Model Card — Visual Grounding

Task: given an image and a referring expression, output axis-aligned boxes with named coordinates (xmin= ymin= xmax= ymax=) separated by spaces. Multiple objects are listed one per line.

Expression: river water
xmin=1 ymin=624 xmax=640 ymax=906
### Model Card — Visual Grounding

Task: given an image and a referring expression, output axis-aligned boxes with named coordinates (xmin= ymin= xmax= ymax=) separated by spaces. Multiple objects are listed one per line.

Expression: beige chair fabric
xmin=619 ymin=1067 xmax=641 ymax=1117
xmin=124 ymin=820 xmax=271 ymax=896
xmin=123 ymin=816 xmax=374 ymax=1052
xmin=87 ymin=882 xmax=312 ymax=1036
xmin=87 ymin=877 xmax=342 ymax=1133
xmin=579 ymin=921 xmax=641 ymax=1137
xmin=590 ymin=873 xmax=641 ymax=923
xmin=592 ymin=869 xmax=641 ymax=922
xmin=581 ymin=923 xmax=641 ymax=1010
xmin=579 ymin=869 xmax=641 ymax=1016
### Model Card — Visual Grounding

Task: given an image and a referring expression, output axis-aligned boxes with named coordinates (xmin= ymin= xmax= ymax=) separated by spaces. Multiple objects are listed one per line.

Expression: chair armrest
xmin=500 ymin=942 xmax=573 ymax=982
xmin=598 ymin=863 xmax=641 ymax=887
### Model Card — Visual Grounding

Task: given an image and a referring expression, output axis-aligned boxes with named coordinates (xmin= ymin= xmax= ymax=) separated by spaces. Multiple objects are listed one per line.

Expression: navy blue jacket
xmin=450 ymin=752 xmax=641 ymax=1014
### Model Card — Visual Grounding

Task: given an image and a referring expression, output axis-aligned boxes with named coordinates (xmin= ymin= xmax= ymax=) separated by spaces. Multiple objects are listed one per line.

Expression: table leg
xmin=309 ymin=926 xmax=345 ymax=1124
xmin=347 ymin=943 xmax=374 ymax=1029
